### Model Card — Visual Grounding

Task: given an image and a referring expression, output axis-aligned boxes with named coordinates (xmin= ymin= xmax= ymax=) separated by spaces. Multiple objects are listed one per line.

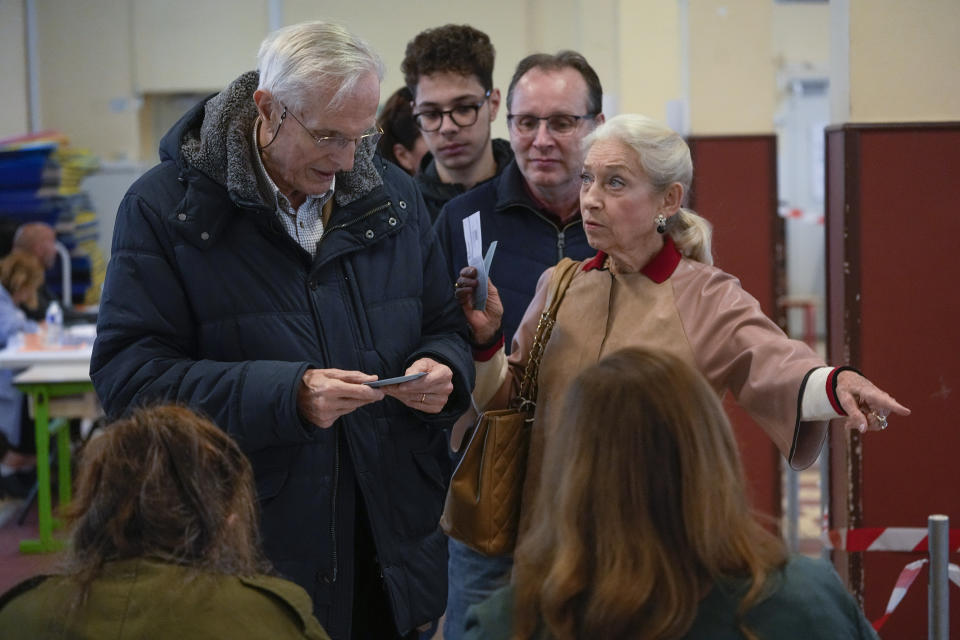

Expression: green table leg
xmin=57 ymin=417 xmax=71 ymax=507
xmin=19 ymin=389 xmax=65 ymax=554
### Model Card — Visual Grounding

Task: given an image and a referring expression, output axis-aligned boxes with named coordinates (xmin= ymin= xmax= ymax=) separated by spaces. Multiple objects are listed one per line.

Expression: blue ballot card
xmin=363 ymin=372 xmax=427 ymax=387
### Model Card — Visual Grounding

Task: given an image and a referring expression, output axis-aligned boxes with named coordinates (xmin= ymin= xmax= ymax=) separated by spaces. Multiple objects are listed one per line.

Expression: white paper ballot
xmin=463 ymin=211 xmax=483 ymax=265
xmin=462 ymin=213 xmax=499 ymax=311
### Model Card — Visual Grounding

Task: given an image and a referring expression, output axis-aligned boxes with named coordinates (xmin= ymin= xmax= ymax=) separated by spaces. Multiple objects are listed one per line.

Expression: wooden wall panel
xmin=688 ymin=135 xmax=783 ymax=522
xmin=826 ymin=123 xmax=960 ymax=638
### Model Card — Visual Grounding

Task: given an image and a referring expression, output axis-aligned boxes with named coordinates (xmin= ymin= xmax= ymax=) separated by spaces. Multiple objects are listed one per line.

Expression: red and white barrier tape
xmin=823 ymin=527 xmax=960 ymax=553
xmin=871 ymin=559 xmax=960 ymax=631
xmin=777 ymin=205 xmax=824 ymax=225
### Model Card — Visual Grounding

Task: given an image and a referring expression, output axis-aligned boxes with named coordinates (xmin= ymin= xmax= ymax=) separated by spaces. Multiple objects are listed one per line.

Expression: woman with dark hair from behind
xmin=377 ymin=86 xmax=428 ymax=175
xmin=0 ymin=405 xmax=330 ymax=640
xmin=464 ymin=348 xmax=878 ymax=640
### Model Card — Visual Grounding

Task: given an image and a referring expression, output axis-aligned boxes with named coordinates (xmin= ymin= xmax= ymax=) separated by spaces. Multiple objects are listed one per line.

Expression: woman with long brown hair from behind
xmin=464 ymin=347 xmax=878 ymax=640
xmin=0 ymin=405 xmax=330 ymax=639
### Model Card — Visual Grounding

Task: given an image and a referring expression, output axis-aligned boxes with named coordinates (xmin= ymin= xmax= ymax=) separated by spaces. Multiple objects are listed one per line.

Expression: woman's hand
xmin=836 ymin=370 xmax=911 ymax=433
xmin=453 ymin=266 xmax=504 ymax=345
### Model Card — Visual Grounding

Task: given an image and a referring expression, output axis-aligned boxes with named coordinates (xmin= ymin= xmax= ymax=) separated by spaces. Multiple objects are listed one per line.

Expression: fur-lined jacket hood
xmin=160 ymin=70 xmax=382 ymax=210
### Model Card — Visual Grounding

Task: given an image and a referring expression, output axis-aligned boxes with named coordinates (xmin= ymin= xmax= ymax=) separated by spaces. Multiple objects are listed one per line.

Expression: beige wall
xmin=772 ymin=1 xmax=829 ymax=72
xmin=849 ymin=0 xmax=960 ymax=122
xmin=687 ymin=0 xmax=775 ymax=135
xmin=616 ymin=0 xmax=682 ymax=125
xmin=12 ymin=0 xmax=958 ymax=162
xmin=35 ymin=0 xmax=140 ymax=160
xmin=0 ymin=0 xmax=30 ymax=140
xmin=131 ymin=0 xmax=268 ymax=93
xmin=832 ymin=0 xmax=960 ymax=123
xmin=18 ymin=0 xmax=627 ymax=157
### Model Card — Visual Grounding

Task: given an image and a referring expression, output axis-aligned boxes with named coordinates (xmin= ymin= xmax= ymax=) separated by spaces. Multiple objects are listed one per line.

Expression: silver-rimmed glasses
xmin=280 ymin=103 xmax=383 ymax=151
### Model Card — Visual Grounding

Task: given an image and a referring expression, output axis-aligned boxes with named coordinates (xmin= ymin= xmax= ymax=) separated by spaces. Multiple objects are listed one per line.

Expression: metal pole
xmin=267 ymin=0 xmax=283 ymax=31
xmin=786 ymin=465 xmax=799 ymax=552
xmin=25 ymin=0 xmax=41 ymax=133
xmin=819 ymin=442 xmax=831 ymax=562
xmin=928 ymin=514 xmax=949 ymax=640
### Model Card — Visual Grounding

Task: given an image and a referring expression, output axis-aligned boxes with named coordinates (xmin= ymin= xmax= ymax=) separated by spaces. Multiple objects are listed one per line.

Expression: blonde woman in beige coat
xmin=454 ymin=113 xmax=909 ymax=538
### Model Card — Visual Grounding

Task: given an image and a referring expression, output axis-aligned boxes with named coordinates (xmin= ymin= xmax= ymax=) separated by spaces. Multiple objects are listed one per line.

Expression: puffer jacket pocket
xmin=387 ymin=435 xmax=450 ymax=538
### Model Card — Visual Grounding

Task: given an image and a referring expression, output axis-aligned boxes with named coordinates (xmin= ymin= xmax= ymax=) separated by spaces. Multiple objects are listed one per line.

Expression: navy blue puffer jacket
xmin=90 ymin=72 xmax=474 ymax=640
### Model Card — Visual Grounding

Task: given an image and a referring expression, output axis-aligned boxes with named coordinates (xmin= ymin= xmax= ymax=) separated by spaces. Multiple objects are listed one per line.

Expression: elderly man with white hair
xmin=91 ymin=21 xmax=474 ymax=640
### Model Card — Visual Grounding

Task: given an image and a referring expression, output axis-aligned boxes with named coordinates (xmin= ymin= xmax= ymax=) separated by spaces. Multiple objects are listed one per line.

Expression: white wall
xmin=0 ymin=0 xmax=30 ymax=139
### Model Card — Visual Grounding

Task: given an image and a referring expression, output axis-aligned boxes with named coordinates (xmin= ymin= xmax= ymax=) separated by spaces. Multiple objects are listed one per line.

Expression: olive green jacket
xmin=0 ymin=557 xmax=330 ymax=639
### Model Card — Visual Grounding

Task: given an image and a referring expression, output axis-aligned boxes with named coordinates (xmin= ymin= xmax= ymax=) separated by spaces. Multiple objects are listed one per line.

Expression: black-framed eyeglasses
xmin=279 ymin=103 xmax=383 ymax=151
xmin=506 ymin=113 xmax=597 ymax=136
xmin=413 ymin=91 xmax=491 ymax=132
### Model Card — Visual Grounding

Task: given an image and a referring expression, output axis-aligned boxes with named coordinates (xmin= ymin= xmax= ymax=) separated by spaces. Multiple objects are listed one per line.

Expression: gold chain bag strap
xmin=440 ymin=258 xmax=580 ymax=556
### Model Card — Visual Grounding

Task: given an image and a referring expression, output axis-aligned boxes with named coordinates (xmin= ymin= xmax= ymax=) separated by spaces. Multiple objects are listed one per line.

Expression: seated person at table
xmin=464 ymin=347 xmax=878 ymax=640
xmin=10 ymin=223 xmax=57 ymax=322
xmin=11 ymin=222 xmax=98 ymax=324
xmin=0 ymin=249 xmax=44 ymax=497
xmin=0 ymin=405 xmax=331 ymax=640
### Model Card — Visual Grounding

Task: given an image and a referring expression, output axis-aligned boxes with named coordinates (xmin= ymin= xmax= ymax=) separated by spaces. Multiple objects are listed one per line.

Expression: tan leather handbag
xmin=440 ymin=258 xmax=580 ymax=556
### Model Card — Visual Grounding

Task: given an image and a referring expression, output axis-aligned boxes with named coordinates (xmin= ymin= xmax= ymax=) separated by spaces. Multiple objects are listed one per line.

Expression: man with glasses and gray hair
xmin=432 ymin=50 xmax=604 ymax=640
xmin=91 ymin=21 xmax=474 ymax=640
xmin=401 ymin=24 xmax=514 ymax=221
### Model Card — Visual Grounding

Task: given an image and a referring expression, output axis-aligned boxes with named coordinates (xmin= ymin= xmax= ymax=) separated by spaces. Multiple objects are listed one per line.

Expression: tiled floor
xmin=0 ymin=497 xmax=65 ymax=594
xmin=789 ymin=458 xmax=827 ymax=557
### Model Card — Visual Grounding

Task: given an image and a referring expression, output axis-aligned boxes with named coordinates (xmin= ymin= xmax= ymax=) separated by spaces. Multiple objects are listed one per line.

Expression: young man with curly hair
xmin=401 ymin=24 xmax=513 ymax=221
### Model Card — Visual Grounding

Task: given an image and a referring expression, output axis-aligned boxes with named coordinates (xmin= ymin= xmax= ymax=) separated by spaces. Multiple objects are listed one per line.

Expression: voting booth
xmin=825 ymin=122 xmax=960 ymax=638
xmin=688 ymin=134 xmax=784 ymax=523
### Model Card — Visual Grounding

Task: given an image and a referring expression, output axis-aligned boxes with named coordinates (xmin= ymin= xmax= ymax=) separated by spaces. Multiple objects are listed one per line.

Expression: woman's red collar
xmin=581 ymin=236 xmax=681 ymax=283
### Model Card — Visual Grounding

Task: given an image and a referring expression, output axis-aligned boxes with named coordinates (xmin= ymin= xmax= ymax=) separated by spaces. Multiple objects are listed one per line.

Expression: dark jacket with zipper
xmin=414 ymin=138 xmax=514 ymax=222
xmin=433 ymin=158 xmax=594 ymax=350
xmin=90 ymin=71 xmax=474 ymax=640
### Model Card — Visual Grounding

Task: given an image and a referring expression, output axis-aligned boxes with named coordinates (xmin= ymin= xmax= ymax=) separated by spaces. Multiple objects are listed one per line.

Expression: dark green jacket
xmin=0 ymin=558 xmax=330 ymax=639
xmin=463 ymin=556 xmax=879 ymax=640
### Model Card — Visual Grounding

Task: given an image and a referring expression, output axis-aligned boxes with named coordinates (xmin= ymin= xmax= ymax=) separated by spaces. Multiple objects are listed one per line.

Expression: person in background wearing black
xmin=401 ymin=24 xmax=513 ymax=221
xmin=377 ymin=87 xmax=428 ymax=176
